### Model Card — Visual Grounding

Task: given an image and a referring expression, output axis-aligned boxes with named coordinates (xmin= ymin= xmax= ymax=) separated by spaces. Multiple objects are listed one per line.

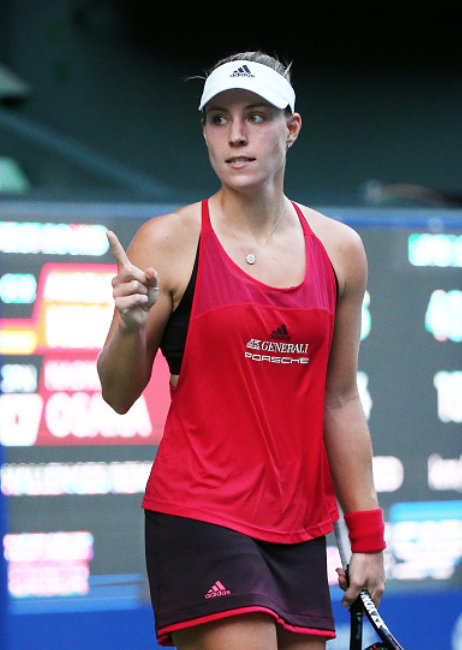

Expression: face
xmin=202 ymin=89 xmax=301 ymax=191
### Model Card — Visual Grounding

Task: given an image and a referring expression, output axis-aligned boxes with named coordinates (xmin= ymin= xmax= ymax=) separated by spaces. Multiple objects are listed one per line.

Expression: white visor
xmin=199 ymin=60 xmax=296 ymax=112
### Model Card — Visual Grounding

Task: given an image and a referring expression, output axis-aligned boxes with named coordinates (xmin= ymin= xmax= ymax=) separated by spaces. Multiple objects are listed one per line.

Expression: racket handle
xmin=350 ymin=597 xmax=363 ymax=650
xmin=333 ymin=518 xmax=350 ymax=569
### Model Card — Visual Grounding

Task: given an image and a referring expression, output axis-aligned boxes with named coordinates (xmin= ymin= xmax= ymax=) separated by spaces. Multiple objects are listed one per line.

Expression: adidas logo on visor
xmin=230 ymin=64 xmax=255 ymax=78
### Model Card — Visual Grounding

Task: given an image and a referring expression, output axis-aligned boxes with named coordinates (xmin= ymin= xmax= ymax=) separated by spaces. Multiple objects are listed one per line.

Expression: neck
xmin=214 ymin=187 xmax=287 ymax=237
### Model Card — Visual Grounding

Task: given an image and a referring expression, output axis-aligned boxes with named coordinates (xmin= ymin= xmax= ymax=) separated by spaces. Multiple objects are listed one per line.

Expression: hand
xmin=336 ymin=551 xmax=385 ymax=609
xmin=107 ymin=230 xmax=159 ymax=331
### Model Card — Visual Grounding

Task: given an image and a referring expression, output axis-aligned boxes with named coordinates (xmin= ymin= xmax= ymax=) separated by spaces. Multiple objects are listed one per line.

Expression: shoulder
xmin=125 ymin=201 xmax=202 ymax=301
xmin=125 ymin=202 xmax=201 ymax=276
xmin=294 ymin=203 xmax=367 ymax=298
xmin=128 ymin=201 xmax=202 ymax=261
xmin=294 ymin=202 xmax=364 ymax=255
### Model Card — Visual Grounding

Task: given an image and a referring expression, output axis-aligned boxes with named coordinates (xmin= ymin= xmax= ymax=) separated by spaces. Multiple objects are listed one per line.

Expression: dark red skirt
xmin=145 ymin=511 xmax=335 ymax=646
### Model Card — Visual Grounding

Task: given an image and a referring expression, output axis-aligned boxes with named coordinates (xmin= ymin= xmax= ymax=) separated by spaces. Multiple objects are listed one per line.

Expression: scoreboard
xmin=0 ymin=202 xmax=461 ymax=614
xmin=339 ymin=212 xmax=462 ymax=587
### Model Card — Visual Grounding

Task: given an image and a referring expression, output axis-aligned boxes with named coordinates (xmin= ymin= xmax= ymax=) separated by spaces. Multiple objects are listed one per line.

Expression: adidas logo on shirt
xmin=205 ymin=580 xmax=231 ymax=599
xmin=230 ymin=64 xmax=255 ymax=78
xmin=269 ymin=324 xmax=291 ymax=341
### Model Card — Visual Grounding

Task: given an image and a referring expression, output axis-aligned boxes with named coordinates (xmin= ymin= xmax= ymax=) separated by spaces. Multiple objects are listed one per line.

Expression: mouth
xmin=226 ymin=156 xmax=256 ymax=165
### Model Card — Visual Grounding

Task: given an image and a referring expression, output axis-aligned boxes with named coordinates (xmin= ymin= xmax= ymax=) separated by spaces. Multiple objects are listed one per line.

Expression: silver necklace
xmin=222 ymin=202 xmax=286 ymax=265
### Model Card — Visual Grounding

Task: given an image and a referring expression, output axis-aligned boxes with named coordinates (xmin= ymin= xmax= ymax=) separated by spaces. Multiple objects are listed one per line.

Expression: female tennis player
xmin=98 ymin=51 xmax=386 ymax=650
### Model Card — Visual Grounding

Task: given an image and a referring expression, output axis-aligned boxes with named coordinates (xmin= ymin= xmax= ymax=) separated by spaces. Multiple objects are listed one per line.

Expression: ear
xmin=286 ymin=112 xmax=302 ymax=148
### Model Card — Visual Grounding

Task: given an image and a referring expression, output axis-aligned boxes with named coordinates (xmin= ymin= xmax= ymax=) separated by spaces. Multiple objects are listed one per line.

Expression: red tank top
xmin=142 ymin=200 xmax=339 ymax=543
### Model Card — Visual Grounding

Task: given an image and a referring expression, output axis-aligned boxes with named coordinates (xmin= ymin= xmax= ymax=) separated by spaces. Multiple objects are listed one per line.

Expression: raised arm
xmin=97 ymin=222 xmax=174 ymax=414
xmin=322 ymin=224 xmax=386 ymax=608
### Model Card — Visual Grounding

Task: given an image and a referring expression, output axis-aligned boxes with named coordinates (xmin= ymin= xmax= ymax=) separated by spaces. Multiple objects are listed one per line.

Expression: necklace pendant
xmin=246 ymin=253 xmax=257 ymax=265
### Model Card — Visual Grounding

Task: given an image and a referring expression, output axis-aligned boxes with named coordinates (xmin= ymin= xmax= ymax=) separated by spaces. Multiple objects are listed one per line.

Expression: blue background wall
xmin=0 ymin=445 xmax=9 ymax=650
xmin=6 ymin=589 xmax=462 ymax=650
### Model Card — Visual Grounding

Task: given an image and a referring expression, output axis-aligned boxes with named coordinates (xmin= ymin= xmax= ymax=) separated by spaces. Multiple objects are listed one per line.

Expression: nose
xmin=229 ymin=118 xmax=247 ymax=146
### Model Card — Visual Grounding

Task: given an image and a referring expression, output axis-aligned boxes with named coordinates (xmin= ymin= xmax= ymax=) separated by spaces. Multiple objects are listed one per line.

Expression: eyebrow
xmin=205 ymin=103 xmax=271 ymax=114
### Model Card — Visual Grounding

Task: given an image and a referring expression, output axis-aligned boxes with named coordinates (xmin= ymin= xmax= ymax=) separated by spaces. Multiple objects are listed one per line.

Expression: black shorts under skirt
xmin=144 ymin=511 xmax=336 ymax=647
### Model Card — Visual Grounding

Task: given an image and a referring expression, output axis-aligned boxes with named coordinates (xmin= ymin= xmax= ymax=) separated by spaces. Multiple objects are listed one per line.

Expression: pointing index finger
xmin=107 ymin=230 xmax=130 ymax=269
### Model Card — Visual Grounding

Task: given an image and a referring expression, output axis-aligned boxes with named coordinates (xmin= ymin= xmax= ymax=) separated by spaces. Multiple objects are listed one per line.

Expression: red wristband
xmin=344 ymin=509 xmax=386 ymax=553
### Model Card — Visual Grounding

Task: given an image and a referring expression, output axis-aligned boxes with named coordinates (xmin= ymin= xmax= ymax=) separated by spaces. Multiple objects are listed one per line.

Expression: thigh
xmin=277 ymin=626 xmax=327 ymax=650
xmin=172 ymin=612 xmax=278 ymax=650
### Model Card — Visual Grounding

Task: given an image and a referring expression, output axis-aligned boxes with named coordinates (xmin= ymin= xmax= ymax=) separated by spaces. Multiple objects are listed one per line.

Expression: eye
xmin=208 ymin=113 xmax=227 ymax=125
xmin=249 ymin=113 xmax=265 ymax=123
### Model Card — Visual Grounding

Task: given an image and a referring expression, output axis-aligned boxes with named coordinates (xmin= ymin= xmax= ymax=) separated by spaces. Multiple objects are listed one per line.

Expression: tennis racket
xmin=333 ymin=518 xmax=406 ymax=650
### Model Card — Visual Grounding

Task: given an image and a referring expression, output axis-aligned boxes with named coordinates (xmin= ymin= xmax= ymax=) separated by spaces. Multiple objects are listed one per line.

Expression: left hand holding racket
xmin=337 ymin=551 xmax=385 ymax=609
